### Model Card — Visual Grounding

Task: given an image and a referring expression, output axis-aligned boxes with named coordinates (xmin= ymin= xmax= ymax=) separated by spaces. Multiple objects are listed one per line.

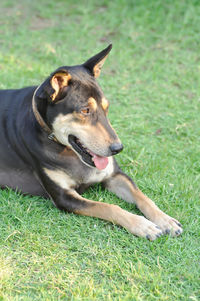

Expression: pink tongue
xmin=93 ymin=154 xmax=109 ymax=170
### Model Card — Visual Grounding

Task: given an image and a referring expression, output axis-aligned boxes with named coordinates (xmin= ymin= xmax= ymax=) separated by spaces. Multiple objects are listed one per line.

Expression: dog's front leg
xmin=38 ymin=168 xmax=162 ymax=240
xmin=54 ymin=190 xmax=163 ymax=241
xmin=103 ymin=171 xmax=183 ymax=236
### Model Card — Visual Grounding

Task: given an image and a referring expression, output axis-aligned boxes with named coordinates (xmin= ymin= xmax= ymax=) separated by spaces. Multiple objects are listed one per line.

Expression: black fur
xmin=0 ymin=45 xmax=120 ymax=208
xmin=0 ymin=45 xmax=183 ymax=240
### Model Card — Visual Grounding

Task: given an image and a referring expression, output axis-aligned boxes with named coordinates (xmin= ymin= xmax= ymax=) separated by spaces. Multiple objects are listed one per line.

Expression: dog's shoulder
xmin=42 ymin=156 xmax=118 ymax=192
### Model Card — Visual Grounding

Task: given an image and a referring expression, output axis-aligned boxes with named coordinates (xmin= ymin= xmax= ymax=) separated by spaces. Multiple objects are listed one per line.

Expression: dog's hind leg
xmin=103 ymin=171 xmax=183 ymax=237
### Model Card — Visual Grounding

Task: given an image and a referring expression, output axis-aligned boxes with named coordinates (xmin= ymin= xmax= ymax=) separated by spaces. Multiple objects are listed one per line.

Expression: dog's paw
xmin=152 ymin=212 xmax=183 ymax=237
xmin=128 ymin=216 xmax=163 ymax=241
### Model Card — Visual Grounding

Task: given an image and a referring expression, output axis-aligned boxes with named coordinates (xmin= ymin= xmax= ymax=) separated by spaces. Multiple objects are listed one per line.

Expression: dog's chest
xmin=83 ymin=156 xmax=114 ymax=185
xmin=44 ymin=156 xmax=114 ymax=192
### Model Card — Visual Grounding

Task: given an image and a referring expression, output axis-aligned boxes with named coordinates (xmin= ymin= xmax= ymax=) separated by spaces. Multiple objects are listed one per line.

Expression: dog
xmin=0 ymin=45 xmax=182 ymax=240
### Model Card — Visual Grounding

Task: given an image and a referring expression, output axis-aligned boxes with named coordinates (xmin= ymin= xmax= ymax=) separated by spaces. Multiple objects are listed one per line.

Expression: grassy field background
xmin=0 ymin=0 xmax=199 ymax=300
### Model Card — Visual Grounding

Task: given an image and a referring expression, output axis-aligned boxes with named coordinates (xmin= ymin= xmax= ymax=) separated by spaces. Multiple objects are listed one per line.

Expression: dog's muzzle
xmin=109 ymin=143 xmax=123 ymax=155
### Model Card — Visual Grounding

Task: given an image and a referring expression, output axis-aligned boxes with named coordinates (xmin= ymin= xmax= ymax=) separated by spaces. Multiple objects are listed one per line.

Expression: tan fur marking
xmin=105 ymin=173 xmax=182 ymax=236
xmin=116 ymin=177 xmax=160 ymax=220
xmin=71 ymin=190 xmax=162 ymax=239
xmin=106 ymin=173 xmax=159 ymax=218
xmin=93 ymin=54 xmax=109 ymax=78
xmin=96 ymin=122 xmax=111 ymax=142
xmin=52 ymin=113 xmax=117 ymax=156
xmin=70 ymin=190 xmax=133 ymax=226
xmin=129 ymin=188 xmax=183 ymax=236
xmin=101 ymin=97 xmax=109 ymax=111
xmin=88 ymin=97 xmax=97 ymax=110
xmin=130 ymin=188 xmax=163 ymax=221
xmin=95 ymin=121 xmax=119 ymax=145
xmin=43 ymin=168 xmax=76 ymax=190
xmin=51 ymin=72 xmax=71 ymax=101
xmin=85 ymin=156 xmax=114 ymax=184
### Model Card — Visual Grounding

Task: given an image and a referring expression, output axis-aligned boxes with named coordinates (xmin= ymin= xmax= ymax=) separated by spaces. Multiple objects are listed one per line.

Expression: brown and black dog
xmin=0 ymin=45 xmax=182 ymax=240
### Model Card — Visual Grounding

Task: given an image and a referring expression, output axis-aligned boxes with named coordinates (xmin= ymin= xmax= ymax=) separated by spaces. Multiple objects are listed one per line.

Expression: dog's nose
xmin=109 ymin=143 xmax=123 ymax=155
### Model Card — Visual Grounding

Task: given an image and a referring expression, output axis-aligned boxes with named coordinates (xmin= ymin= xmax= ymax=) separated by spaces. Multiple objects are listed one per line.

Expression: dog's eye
xmin=81 ymin=107 xmax=90 ymax=115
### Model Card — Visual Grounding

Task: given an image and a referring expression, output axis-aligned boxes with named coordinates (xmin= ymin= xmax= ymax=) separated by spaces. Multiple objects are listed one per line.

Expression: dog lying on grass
xmin=0 ymin=45 xmax=182 ymax=240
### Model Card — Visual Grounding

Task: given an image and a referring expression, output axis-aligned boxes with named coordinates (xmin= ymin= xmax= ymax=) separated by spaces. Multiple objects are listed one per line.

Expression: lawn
xmin=0 ymin=0 xmax=199 ymax=300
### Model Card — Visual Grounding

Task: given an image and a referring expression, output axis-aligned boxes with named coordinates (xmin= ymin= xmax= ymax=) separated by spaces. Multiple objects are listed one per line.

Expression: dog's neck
xmin=32 ymin=86 xmax=60 ymax=144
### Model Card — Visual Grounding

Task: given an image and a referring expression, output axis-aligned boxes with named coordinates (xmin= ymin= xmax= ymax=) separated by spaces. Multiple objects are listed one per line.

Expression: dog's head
xmin=34 ymin=45 xmax=123 ymax=170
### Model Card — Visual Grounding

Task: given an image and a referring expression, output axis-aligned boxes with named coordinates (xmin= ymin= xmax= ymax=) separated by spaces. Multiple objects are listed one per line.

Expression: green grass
xmin=0 ymin=0 xmax=200 ymax=299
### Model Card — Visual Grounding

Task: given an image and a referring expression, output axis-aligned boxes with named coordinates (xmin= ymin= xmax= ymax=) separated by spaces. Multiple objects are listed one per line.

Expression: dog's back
xmin=0 ymin=87 xmax=47 ymax=196
xmin=0 ymin=87 xmax=36 ymax=165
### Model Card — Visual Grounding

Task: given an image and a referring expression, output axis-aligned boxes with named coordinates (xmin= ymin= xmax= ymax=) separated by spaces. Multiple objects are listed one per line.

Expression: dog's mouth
xmin=68 ymin=135 xmax=109 ymax=170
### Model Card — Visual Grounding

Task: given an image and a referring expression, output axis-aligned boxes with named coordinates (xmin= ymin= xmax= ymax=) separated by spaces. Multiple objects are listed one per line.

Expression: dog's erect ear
xmin=83 ymin=44 xmax=112 ymax=78
xmin=50 ymin=71 xmax=71 ymax=101
xmin=37 ymin=71 xmax=71 ymax=102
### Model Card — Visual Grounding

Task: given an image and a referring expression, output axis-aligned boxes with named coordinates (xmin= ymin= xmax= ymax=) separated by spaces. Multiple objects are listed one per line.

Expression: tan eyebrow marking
xmin=101 ymin=97 xmax=109 ymax=111
xmin=88 ymin=97 xmax=97 ymax=110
